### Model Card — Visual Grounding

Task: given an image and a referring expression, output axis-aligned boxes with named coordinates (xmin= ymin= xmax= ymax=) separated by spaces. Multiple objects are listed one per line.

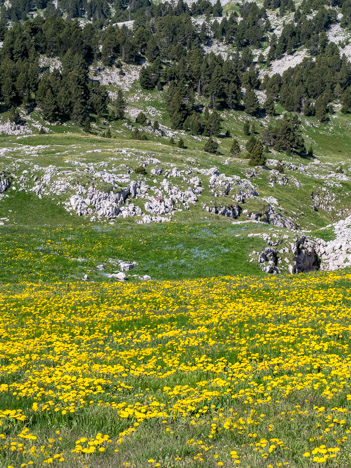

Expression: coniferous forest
xmin=1 ymin=0 xmax=351 ymax=147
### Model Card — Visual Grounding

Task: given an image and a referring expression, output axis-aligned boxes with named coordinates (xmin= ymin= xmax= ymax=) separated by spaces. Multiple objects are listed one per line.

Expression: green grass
xmin=0 ymin=219 xmax=268 ymax=283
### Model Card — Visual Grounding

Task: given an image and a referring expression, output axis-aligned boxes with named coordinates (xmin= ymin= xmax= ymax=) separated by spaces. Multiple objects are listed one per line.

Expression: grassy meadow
xmin=1 ymin=272 xmax=351 ymax=467
xmin=2 ymin=109 xmax=351 ymax=467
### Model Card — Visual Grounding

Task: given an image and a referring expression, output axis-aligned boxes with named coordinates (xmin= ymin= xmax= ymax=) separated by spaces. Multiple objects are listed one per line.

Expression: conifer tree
xmin=264 ymin=95 xmax=275 ymax=115
xmin=42 ymin=88 xmax=58 ymax=122
xmin=243 ymin=121 xmax=250 ymax=135
xmin=178 ymin=138 xmax=185 ymax=148
xmin=246 ymin=135 xmax=257 ymax=153
xmin=248 ymin=141 xmax=266 ymax=167
xmin=244 ymin=89 xmax=259 ymax=116
xmin=115 ymin=89 xmax=126 ymax=119
xmin=204 ymin=137 xmax=219 ymax=154
xmin=205 ymin=110 xmax=221 ymax=136
xmin=136 ymin=111 xmax=147 ymax=125
xmin=230 ymin=138 xmax=240 ymax=157
xmin=341 ymin=88 xmax=351 ymax=113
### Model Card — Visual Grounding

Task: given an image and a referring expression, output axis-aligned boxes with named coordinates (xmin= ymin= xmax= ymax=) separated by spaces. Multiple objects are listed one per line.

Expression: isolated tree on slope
xmin=230 ymin=138 xmax=241 ymax=156
xmin=115 ymin=89 xmax=126 ymax=119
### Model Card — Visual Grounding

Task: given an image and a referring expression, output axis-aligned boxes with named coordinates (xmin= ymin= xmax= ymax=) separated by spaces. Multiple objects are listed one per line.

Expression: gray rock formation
xmin=311 ymin=187 xmax=335 ymax=212
xmin=0 ymin=174 xmax=10 ymax=193
xmin=292 ymin=236 xmax=320 ymax=274
xmin=258 ymin=247 xmax=280 ymax=274
xmin=203 ymin=204 xmax=242 ymax=218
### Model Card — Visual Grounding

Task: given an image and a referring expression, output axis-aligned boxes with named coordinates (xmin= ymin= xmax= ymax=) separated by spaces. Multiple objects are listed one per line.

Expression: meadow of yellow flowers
xmin=1 ymin=272 xmax=351 ymax=467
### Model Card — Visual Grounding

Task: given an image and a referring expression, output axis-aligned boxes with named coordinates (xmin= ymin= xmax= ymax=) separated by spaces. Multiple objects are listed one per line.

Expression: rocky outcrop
xmin=203 ymin=204 xmax=242 ymax=218
xmin=0 ymin=174 xmax=10 ymax=193
xmin=292 ymin=236 xmax=320 ymax=274
xmin=311 ymin=187 xmax=335 ymax=212
xmin=258 ymin=247 xmax=280 ymax=274
xmin=68 ymin=187 xmax=130 ymax=219
xmin=249 ymin=205 xmax=296 ymax=230
xmin=235 ymin=189 xmax=259 ymax=203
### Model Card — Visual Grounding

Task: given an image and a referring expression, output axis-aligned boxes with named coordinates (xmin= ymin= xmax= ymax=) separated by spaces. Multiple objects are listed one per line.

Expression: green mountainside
xmin=1 ymin=0 xmax=351 ymax=278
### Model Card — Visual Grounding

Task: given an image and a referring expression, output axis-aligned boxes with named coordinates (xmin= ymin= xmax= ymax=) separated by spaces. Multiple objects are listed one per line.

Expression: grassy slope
xmin=2 ymin=104 xmax=351 ymax=281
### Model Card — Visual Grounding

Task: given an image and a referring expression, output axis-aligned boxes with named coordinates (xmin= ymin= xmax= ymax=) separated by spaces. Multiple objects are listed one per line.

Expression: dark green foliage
xmin=244 ymin=89 xmax=259 ymax=116
xmin=135 ymin=166 xmax=148 ymax=174
xmin=0 ymin=0 xmax=350 ymax=143
xmin=205 ymin=110 xmax=221 ymax=136
xmin=114 ymin=89 xmax=126 ymax=120
xmin=184 ymin=113 xmax=203 ymax=135
xmin=204 ymin=137 xmax=219 ymax=154
xmin=178 ymin=138 xmax=186 ymax=148
xmin=341 ymin=87 xmax=351 ymax=113
xmin=230 ymin=138 xmax=241 ymax=157
xmin=263 ymin=116 xmax=306 ymax=155
xmin=8 ymin=106 xmax=21 ymax=124
xmin=248 ymin=140 xmax=266 ymax=166
xmin=104 ymin=128 xmax=112 ymax=138
xmin=83 ymin=118 xmax=91 ymax=133
xmin=264 ymin=95 xmax=276 ymax=115
xmin=243 ymin=121 xmax=251 ymax=136
xmin=136 ymin=112 xmax=147 ymax=125
xmin=315 ymin=95 xmax=328 ymax=122
xmin=246 ymin=136 xmax=257 ymax=153
xmin=131 ymin=128 xmax=148 ymax=140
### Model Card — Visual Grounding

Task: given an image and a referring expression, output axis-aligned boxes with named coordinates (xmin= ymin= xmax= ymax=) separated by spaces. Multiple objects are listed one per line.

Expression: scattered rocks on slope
xmin=311 ymin=187 xmax=335 ymax=212
xmin=107 ymin=272 xmax=126 ymax=281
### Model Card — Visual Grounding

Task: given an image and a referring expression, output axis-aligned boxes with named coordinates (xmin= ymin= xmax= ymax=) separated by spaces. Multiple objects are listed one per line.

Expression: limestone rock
xmin=293 ymin=237 xmax=320 ymax=274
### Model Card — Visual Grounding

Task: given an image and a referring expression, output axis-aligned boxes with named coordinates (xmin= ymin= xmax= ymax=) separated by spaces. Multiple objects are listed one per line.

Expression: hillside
xmin=3 ymin=2 xmax=351 ymax=467
xmin=1 ymin=0 xmax=351 ymax=278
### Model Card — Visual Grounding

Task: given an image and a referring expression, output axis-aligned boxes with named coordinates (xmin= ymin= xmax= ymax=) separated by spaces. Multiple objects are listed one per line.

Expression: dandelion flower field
xmin=1 ymin=273 xmax=351 ymax=467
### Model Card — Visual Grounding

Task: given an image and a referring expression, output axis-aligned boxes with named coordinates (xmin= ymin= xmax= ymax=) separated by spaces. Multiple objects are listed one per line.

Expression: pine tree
xmin=115 ymin=89 xmax=126 ymax=119
xmin=244 ymin=89 xmax=259 ymax=116
xmin=341 ymin=88 xmax=351 ymax=114
xmin=42 ymin=88 xmax=58 ymax=122
xmin=136 ymin=111 xmax=147 ymax=125
xmin=72 ymin=99 xmax=86 ymax=126
xmin=145 ymin=35 xmax=160 ymax=62
xmin=83 ymin=117 xmax=91 ymax=133
xmin=230 ymin=138 xmax=240 ymax=157
xmin=8 ymin=106 xmax=20 ymax=124
xmin=184 ymin=113 xmax=202 ymax=135
xmin=204 ymin=137 xmax=219 ymax=154
xmin=246 ymin=136 xmax=257 ymax=153
xmin=178 ymin=138 xmax=185 ymax=148
xmin=205 ymin=110 xmax=221 ymax=136
xmin=243 ymin=121 xmax=251 ymax=135
xmin=248 ymin=141 xmax=266 ymax=167
xmin=208 ymin=65 xmax=225 ymax=109
xmin=315 ymin=95 xmax=328 ymax=122
xmin=264 ymin=95 xmax=275 ymax=115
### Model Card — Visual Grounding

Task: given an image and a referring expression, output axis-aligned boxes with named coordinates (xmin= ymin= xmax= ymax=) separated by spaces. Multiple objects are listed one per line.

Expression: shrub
xmin=135 ymin=166 xmax=147 ymax=175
